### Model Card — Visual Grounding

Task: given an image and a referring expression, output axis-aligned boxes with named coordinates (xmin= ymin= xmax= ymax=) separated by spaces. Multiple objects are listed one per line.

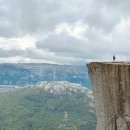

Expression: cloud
xmin=0 ymin=0 xmax=130 ymax=64
xmin=0 ymin=0 xmax=122 ymax=37
xmin=36 ymin=33 xmax=110 ymax=60
xmin=0 ymin=48 xmax=24 ymax=57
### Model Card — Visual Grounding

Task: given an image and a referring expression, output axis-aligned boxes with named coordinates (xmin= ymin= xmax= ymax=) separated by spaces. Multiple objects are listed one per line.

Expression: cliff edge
xmin=87 ymin=62 xmax=130 ymax=130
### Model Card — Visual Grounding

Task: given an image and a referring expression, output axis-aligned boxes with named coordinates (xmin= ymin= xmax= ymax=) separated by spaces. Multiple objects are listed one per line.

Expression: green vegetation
xmin=0 ymin=86 xmax=96 ymax=130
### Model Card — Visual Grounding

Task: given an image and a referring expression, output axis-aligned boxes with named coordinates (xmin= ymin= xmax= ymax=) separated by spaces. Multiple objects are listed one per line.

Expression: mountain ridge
xmin=0 ymin=63 xmax=91 ymax=88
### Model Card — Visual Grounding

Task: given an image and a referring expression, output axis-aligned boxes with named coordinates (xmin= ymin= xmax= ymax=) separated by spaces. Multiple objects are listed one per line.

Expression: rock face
xmin=87 ymin=62 xmax=130 ymax=130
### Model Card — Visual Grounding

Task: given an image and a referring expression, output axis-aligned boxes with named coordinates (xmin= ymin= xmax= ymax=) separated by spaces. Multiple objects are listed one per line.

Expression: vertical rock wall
xmin=87 ymin=62 xmax=130 ymax=130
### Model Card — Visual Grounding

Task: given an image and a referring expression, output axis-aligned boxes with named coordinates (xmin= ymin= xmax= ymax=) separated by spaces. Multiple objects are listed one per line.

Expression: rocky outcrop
xmin=87 ymin=62 xmax=130 ymax=130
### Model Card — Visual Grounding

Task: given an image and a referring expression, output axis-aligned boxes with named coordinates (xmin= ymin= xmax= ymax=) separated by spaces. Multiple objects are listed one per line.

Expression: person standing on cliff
xmin=113 ymin=55 xmax=116 ymax=61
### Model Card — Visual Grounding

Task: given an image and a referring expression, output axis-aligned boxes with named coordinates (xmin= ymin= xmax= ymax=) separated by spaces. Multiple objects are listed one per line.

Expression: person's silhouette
xmin=113 ymin=55 xmax=116 ymax=61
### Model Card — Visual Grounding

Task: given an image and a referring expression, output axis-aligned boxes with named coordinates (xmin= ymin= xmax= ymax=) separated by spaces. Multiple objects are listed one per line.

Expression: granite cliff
xmin=87 ymin=62 xmax=130 ymax=130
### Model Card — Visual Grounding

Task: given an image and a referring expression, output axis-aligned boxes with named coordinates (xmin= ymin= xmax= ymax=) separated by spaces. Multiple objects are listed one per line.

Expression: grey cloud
xmin=37 ymin=34 xmax=85 ymax=53
xmin=97 ymin=0 xmax=130 ymax=17
xmin=0 ymin=48 xmax=25 ymax=57
xmin=0 ymin=0 xmax=125 ymax=37
xmin=36 ymin=33 xmax=112 ymax=59
xmin=0 ymin=0 xmax=130 ymax=63
xmin=85 ymin=9 xmax=120 ymax=33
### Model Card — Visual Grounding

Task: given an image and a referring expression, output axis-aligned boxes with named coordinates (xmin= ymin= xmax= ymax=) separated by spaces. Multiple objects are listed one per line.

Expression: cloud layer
xmin=0 ymin=0 xmax=130 ymax=64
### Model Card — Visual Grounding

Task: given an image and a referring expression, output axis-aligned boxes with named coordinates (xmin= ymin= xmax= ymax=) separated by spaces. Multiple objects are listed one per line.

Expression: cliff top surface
xmin=88 ymin=61 xmax=130 ymax=65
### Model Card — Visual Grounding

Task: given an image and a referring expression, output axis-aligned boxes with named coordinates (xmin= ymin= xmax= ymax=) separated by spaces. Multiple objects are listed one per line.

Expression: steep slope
xmin=0 ymin=82 xmax=96 ymax=130
xmin=0 ymin=63 xmax=91 ymax=88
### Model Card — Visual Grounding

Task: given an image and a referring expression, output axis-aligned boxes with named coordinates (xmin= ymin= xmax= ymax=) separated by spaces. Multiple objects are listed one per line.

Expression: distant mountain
xmin=0 ymin=82 xmax=96 ymax=130
xmin=0 ymin=63 xmax=91 ymax=89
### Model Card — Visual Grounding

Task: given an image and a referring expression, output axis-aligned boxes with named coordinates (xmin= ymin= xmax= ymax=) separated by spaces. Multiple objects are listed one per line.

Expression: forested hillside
xmin=0 ymin=82 xmax=96 ymax=130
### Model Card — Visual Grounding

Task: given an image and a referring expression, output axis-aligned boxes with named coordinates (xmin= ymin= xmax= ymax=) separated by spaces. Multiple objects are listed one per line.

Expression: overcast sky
xmin=0 ymin=0 xmax=130 ymax=65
